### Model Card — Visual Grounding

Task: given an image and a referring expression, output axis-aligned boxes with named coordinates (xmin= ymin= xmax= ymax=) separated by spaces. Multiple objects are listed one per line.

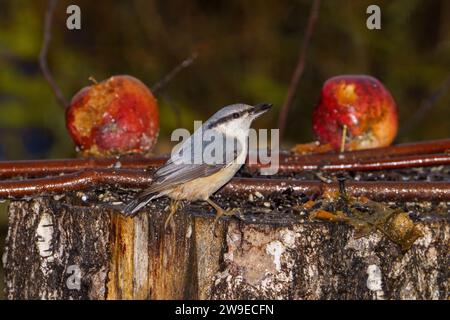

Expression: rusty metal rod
xmin=0 ymin=169 xmax=448 ymax=201
xmin=269 ymin=153 xmax=450 ymax=173
xmin=225 ymin=178 xmax=450 ymax=202
xmin=0 ymin=169 xmax=149 ymax=198
xmin=0 ymin=139 xmax=448 ymax=178
xmin=1 ymin=152 xmax=449 ymax=178
xmin=0 ymin=157 xmax=165 ymax=178
xmin=286 ymin=138 xmax=450 ymax=162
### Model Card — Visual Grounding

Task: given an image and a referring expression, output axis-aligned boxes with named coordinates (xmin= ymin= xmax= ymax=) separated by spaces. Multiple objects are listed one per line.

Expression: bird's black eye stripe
xmin=207 ymin=110 xmax=247 ymax=129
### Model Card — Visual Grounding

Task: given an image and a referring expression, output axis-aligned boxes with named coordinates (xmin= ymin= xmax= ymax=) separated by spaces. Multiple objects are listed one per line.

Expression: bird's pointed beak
xmin=251 ymin=103 xmax=272 ymax=117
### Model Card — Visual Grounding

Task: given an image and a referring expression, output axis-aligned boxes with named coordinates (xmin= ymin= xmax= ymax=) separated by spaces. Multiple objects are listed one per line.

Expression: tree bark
xmin=3 ymin=194 xmax=449 ymax=300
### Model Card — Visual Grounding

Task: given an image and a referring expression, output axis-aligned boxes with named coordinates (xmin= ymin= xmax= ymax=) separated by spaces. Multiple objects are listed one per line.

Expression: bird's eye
xmin=232 ymin=112 xmax=240 ymax=119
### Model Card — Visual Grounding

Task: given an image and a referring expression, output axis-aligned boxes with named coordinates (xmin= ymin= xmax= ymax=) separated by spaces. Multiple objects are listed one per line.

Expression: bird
xmin=123 ymin=102 xmax=272 ymax=228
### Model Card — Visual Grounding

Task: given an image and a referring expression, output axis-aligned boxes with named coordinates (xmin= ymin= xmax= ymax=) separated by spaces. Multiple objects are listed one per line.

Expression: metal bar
xmin=269 ymin=153 xmax=450 ymax=172
xmin=0 ymin=169 xmax=448 ymax=201
xmin=0 ymin=157 xmax=165 ymax=178
xmin=224 ymin=178 xmax=450 ymax=202
xmin=286 ymin=138 xmax=450 ymax=162
xmin=0 ymin=144 xmax=449 ymax=178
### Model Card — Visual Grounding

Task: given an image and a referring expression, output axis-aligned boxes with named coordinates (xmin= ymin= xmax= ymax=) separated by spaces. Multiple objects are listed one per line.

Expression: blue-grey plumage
xmin=123 ymin=103 xmax=272 ymax=222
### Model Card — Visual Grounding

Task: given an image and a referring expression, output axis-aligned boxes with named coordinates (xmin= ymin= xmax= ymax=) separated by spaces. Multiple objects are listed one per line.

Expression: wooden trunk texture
xmin=3 ymin=196 xmax=449 ymax=300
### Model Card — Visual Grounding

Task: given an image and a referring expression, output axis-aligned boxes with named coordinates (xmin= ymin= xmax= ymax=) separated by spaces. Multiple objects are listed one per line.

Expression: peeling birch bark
xmin=210 ymin=221 xmax=449 ymax=299
xmin=3 ymin=195 xmax=449 ymax=300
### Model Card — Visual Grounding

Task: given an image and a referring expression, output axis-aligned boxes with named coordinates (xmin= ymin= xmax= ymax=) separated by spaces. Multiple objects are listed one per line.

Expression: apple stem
xmin=340 ymin=125 xmax=347 ymax=153
xmin=88 ymin=76 xmax=98 ymax=85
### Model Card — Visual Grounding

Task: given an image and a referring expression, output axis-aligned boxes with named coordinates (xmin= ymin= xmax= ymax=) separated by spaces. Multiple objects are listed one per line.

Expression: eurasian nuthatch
xmin=124 ymin=103 xmax=272 ymax=227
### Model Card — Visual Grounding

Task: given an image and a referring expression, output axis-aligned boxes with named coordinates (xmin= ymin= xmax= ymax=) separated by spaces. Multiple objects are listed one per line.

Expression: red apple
xmin=312 ymin=75 xmax=398 ymax=151
xmin=66 ymin=75 xmax=159 ymax=156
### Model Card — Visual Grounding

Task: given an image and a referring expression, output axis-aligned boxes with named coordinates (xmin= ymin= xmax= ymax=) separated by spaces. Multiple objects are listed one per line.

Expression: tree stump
xmin=3 ymin=187 xmax=449 ymax=299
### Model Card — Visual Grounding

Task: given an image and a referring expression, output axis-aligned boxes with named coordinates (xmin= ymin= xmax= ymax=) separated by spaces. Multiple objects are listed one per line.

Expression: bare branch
xmin=277 ymin=0 xmax=321 ymax=141
xmin=39 ymin=0 xmax=68 ymax=109
xmin=151 ymin=52 xmax=199 ymax=94
xmin=401 ymin=75 xmax=450 ymax=135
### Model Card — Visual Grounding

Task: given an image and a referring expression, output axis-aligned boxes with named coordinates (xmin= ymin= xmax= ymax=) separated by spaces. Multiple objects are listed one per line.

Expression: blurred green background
xmin=0 ymin=0 xmax=449 ymax=298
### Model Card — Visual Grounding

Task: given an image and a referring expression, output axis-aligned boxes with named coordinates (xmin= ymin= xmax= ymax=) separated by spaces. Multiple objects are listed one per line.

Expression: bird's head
xmin=206 ymin=103 xmax=272 ymax=133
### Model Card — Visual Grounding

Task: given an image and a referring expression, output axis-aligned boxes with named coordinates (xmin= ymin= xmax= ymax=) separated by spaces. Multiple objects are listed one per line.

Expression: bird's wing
xmin=147 ymin=133 xmax=243 ymax=193
xmin=123 ymin=132 xmax=243 ymax=214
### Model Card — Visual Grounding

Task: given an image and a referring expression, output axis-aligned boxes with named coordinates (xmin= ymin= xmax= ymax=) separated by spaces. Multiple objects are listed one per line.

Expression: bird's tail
xmin=123 ymin=192 xmax=158 ymax=216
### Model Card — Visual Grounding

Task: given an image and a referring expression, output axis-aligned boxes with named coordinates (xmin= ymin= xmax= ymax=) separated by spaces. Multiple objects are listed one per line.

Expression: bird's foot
xmin=122 ymin=209 xmax=139 ymax=218
xmin=164 ymin=200 xmax=180 ymax=230
xmin=214 ymin=207 xmax=241 ymax=221
xmin=213 ymin=207 xmax=241 ymax=236
xmin=205 ymin=198 xmax=241 ymax=236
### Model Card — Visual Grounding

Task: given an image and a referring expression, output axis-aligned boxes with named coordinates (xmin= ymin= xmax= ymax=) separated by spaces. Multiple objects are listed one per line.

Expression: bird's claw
xmin=164 ymin=200 xmax=179 ymax=230
xmin=212 ymin=207 xmax=241 ymax=237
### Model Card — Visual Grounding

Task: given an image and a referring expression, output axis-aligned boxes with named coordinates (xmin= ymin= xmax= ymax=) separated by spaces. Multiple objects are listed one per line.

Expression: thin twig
xmin=401 ymin=75 xmax=450 ymax=135
xmin=39 ymin=0 xmax=68 ymax=109
xmin=151 ymin=52 xmax=199 ymax=94
xmin=277 ymin=0 xmax=321 ymax=141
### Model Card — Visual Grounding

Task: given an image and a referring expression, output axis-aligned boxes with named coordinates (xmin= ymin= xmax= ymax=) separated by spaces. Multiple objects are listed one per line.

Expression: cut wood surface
xmin=3 ymin=193 xmax=448 ymax=300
